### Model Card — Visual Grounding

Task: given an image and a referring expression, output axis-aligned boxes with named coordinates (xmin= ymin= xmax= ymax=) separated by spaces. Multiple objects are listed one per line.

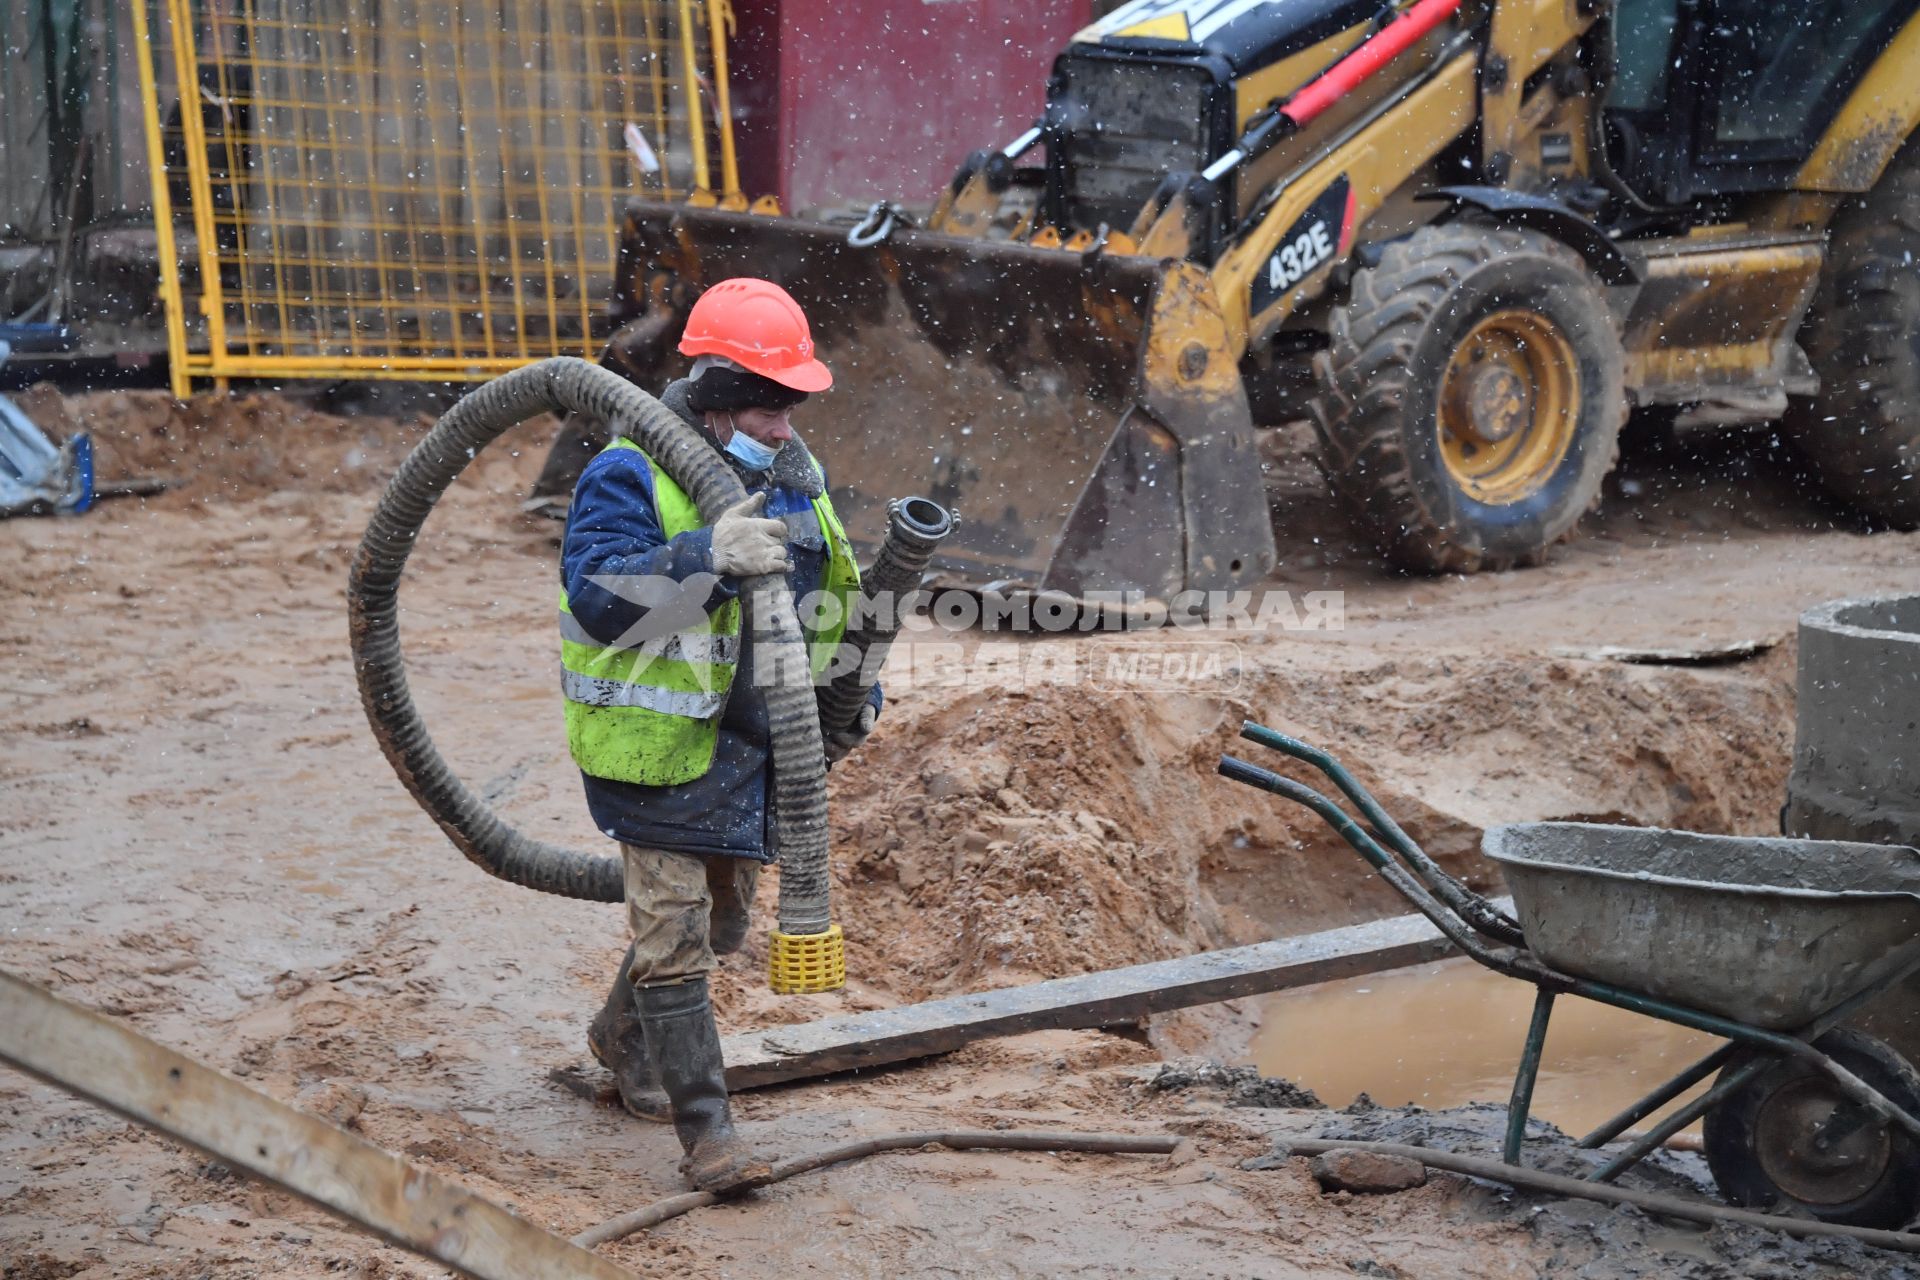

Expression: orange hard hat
xmin=677 ymin=278 xmax=832 ymax=393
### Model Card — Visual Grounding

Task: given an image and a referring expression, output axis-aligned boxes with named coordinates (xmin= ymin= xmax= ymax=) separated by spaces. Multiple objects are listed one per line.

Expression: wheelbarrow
xmin=1220 ymin=721 xmax=1920 ymax=1229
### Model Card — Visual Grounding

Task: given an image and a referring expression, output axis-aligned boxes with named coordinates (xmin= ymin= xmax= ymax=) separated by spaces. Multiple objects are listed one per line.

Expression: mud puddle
xmin=1250 ymin=957 xmax=1719 ymax=1135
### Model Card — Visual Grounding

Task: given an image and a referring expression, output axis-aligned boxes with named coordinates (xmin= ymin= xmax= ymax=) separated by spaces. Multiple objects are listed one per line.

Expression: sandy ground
xmin=3 ymin=388 xmax=1918 ymax=1278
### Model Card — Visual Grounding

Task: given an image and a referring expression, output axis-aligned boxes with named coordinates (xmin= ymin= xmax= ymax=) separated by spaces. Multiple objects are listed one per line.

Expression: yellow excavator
xmin=535 ymin=0 xmax=1920 ymax=593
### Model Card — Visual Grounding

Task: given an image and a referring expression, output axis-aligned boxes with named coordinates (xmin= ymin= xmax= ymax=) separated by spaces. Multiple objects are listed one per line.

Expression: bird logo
xmin=583 ymin=571 xmax=728 ymax=689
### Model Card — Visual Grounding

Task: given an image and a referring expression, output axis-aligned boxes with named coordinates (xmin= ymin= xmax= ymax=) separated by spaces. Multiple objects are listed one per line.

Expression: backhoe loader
xmin=537 ymin=0 xmax=1920 ymax=593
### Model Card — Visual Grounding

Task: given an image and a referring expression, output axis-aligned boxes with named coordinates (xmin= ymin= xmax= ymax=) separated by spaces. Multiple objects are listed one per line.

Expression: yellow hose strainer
xmin=768 ymin=924 xmax=845 ymax=994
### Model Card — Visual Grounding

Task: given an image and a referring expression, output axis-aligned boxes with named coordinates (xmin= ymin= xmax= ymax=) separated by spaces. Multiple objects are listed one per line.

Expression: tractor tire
xmin=1311 ymin=224 xmax=1626 ymax=573
xmin=1785 ymin=141 xmax=1920 ymax=527
xmin=1703 ymin=1029 xmax=1920 ymax=1230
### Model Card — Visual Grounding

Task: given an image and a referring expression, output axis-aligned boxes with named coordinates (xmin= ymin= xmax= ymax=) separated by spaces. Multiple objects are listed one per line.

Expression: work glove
xmin=824 ymin=701 xmax=877 ymax=766
xmin=709 ymin=492 xmax=791 ymax=578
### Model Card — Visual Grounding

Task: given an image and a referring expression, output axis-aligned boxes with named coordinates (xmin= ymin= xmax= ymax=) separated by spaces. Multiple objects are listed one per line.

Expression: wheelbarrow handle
xmin=1236 ymin=722 xmax=1525 ymax=947
xmin=1217 ymin=756 xmax=1510 ymax=970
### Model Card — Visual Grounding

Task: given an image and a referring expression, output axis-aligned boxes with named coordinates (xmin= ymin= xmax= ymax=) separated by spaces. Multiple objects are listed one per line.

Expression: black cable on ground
xmin=572 ymin=1129 xmax=1183 ymax=1248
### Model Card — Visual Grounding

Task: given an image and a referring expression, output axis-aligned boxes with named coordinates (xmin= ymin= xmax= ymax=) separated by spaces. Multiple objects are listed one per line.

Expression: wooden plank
xmin=0 ymin=971 xmax=637 ymax=1280
xmin=724 ymin=903 xmax=1509 ymax=1090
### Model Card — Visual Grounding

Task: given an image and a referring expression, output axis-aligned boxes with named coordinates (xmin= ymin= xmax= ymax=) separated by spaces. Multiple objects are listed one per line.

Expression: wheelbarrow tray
xmin=1484 ymin=823 xmax=1920 ymax=1029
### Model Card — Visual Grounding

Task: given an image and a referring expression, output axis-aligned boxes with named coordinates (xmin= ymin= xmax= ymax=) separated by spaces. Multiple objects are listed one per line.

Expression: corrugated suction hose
xmin=347 ymin=359 xmax=834 ymax=946
xmin=815 ymin=496 xmax=954 ymax=738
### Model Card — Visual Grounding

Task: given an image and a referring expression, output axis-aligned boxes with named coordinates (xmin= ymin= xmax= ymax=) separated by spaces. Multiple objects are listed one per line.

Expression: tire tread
xmin=1786 ymin=141 xmax=1920 ymax=526
xmin=1310 ymin=224 xmax=1624 ymax=574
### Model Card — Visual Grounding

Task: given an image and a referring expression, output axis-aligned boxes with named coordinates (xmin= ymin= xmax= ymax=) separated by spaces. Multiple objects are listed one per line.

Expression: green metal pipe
xmin=1239 ymin=723 xmax=1525 ymax=945
xmin=1504 ymin=988 xmax=1555 ymax=1165
xmin=1581 ymin=942 xmax=1920 ymax=1169
xmin=1579 ymin=945 xmax=1920 ymax=1154
xmin=1558 ymin=974 xmax=1920 ymax=1146
xmin=1576 ymin=1043 xmax=1740 ymax=1149
xmin=1217 ymin=756 xmax=1504 ymax=965
xmin=1591 ymin=1055 xmax=1772 ymax=1183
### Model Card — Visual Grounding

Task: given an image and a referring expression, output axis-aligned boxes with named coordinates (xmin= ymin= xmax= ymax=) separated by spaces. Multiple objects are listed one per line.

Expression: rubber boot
xmin=633 ymin=977 xmax=770 ymax=1192
xmin=586 ymin=945 xmax=672 ymax=1123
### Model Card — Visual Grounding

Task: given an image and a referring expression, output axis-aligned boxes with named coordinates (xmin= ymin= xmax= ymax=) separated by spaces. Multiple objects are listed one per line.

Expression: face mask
xmin=722 ymin=414 xmax=782 ymax=471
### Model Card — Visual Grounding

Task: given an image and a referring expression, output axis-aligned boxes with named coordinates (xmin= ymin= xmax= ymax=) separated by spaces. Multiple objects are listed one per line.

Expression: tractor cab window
xmin=1606 ymin=0 xmax=1917 ymax=205
xmin=1704 ymin=0 xmax=1911 ymax=155
xmin=1608 ymin=0 xmax=1682 ymax=113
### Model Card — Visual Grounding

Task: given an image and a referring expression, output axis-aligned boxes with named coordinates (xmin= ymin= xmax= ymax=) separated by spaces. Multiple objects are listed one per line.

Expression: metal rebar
xmin=1282 ymin=1138 xmax=1920 ymax=1254
xmin=574 ymin=1130 xmax=1182 ymax=1248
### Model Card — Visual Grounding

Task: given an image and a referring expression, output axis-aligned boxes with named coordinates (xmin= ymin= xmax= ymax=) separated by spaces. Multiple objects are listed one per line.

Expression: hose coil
xmin=347 ymin=358 xmax=834 ymax=933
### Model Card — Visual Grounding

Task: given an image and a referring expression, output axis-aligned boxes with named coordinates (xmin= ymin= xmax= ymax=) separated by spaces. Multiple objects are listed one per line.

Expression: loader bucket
xmin=610 ymin=201 xmax=1276 ymax=600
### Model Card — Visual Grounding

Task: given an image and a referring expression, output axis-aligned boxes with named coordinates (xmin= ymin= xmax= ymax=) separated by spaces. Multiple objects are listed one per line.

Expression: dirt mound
xmin=827 ymin=639 xmax=1796 ymax=1004
xmin=7 ymin=384 xmax=561 ymax=506
xmin=833 ymin=681 xmax=1227 ymax=997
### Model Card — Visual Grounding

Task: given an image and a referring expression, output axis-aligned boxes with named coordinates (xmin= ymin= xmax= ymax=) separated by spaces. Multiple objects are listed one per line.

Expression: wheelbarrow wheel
xmin=1703 ymin=1029 xmax=1920 ymax=1229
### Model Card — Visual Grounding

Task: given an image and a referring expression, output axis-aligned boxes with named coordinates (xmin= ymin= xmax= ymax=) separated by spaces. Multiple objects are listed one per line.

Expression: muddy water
xmin=1250 ymin=958 xmax=1720 ymax=1136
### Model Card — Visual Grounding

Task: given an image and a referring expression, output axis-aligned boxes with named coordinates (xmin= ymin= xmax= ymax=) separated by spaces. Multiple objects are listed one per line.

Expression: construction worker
xmin=558 ymin=278 xmax=878 ymax=1190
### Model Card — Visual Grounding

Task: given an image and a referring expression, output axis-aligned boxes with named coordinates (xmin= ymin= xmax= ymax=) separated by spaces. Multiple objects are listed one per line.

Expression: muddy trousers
xmin=591 ymin=846 xmax=759 ymax=1112
xmin=621 ymin=844 xmax=761 ymax=987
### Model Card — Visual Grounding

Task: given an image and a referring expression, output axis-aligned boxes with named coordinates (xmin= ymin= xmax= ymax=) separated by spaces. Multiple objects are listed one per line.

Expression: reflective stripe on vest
xmin=556 ymin=609 xmax=741 ymax=664
xmin=559 ymin=669 xmax=727 ymax=719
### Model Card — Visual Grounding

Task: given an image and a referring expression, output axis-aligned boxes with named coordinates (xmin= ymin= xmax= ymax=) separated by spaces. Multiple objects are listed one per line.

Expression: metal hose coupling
xmin=814 ymin=496 xmax=956 ymax=739
xmin=771 ymin=496 xmax=954 ymax=996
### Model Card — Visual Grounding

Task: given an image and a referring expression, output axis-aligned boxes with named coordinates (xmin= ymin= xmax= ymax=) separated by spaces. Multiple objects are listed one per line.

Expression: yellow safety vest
xmin=559 ymin=438 xmax=859 ymax=786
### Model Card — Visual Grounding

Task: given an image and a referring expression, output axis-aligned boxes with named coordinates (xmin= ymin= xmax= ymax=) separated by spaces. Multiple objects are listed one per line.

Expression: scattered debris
xmin=1549 ymin=637 xmax=1778 ymax=666
xmin=1147 ymin=1059 xmax=1325 ymax=1109
xmin=0 ymin=344 xmax=91 ymax=518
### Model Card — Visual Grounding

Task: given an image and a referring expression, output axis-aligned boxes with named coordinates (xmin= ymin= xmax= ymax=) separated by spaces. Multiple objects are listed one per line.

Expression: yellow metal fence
xmin=132 ymin=0 xmax=733 ymax=393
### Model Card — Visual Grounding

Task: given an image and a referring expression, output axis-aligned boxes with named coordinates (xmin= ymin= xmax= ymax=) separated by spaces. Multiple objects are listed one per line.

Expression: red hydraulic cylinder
xmin=1281 ymin=0 xmax=1465 ymax=128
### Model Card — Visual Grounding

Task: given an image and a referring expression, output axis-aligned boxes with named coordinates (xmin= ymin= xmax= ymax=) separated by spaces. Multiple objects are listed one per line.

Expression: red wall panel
xmin=729 ymin=0 xmax=1091 ymax=214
